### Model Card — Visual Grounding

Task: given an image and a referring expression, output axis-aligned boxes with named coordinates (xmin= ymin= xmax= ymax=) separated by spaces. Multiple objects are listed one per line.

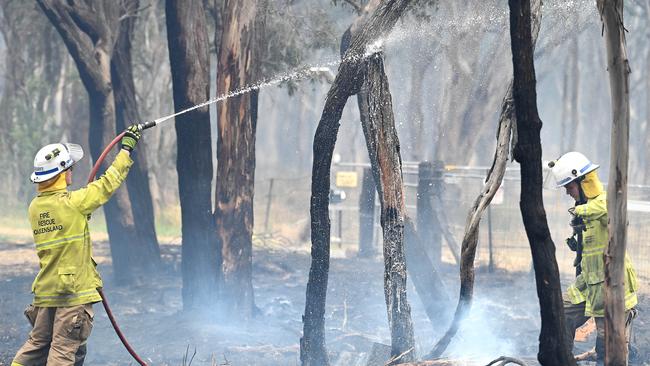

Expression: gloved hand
xmin=566 ymin=237 xmax=578 ymax=251
xmin=121 ymin=124 xmax=141 ymax=152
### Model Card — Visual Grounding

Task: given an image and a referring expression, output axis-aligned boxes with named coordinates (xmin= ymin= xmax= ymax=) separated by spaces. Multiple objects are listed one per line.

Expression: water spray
xmin=87 ymin=44 xmax=385 ymax=365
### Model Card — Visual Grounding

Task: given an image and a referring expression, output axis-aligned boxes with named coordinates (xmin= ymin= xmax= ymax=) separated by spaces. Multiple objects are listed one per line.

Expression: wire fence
xmin=254 ymin=163 xmax=650 ymax=288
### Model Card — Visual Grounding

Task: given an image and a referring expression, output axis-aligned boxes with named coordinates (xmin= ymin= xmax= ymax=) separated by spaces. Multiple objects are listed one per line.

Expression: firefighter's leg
xmin=47 ymin=304 xmax=94 ymax=366
xmin=563 ymin=298 xmax=589 ymax=353
xmin=12 ymin=305 xmax=55 ymax=366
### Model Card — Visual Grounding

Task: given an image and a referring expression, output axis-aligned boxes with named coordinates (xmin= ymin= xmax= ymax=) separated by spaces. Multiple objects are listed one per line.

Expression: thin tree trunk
xmin=597 ymin=0 xmax=631 ymax=364
xmin=215 ymin=0 xmax=264 ymax=319
xmin=361 ymin=53 xmax=415 ymax=364
xmin=300 ymin=1 xmax=416 ymax=364
xmin=426 ymin=83 xmax=515 ymax=359
xmin=112 ymin=0 xmax=161 ymax=272
xmin=426 ymin=0 xmax=542 ymax=358
xmin=166 ymin=0 xmax=220 ymax=312
xmin=508 ymin=0 xmax=576 ymax=364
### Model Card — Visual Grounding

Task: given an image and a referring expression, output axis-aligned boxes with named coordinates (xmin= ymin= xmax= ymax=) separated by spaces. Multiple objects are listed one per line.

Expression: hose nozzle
xmin=137 ymin=121 xmax=157 ymax=131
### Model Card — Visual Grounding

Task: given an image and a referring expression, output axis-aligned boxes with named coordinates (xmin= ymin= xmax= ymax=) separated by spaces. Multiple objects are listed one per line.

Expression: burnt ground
xmin=1 ymin=240 xmax=649 ymax=366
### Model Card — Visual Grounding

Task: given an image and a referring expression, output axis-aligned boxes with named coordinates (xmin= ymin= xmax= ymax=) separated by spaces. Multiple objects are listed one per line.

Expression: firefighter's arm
xmin=68 ymin=150 xmax=133 ymax=215
xmin=574 ymin=194 xmax=607 ymax=220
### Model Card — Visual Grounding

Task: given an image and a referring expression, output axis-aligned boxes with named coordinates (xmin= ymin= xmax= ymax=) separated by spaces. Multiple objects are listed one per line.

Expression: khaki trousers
xmin=12 ymin=304 xmax=94 ymax=366
xmin=564 ymin=298 xmax=635 ymax=364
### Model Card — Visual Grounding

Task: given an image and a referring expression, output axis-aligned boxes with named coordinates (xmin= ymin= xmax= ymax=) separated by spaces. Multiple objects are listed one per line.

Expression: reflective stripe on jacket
xmin=29 ymin=150 xmax=133 ymax=307
xmin=566 ymin=190 xmax=638 ymax=316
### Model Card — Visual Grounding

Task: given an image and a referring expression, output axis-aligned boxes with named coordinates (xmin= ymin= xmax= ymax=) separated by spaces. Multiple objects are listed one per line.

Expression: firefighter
xmin=549 ymin=151 xmax=638 ymax=363
xmin=12 ymin=125 xmax=141 ymax=366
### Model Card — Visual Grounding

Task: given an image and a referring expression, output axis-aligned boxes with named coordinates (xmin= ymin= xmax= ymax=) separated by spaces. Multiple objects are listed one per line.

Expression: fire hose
xmin=87 ymin=121 xmax=157 ymax=366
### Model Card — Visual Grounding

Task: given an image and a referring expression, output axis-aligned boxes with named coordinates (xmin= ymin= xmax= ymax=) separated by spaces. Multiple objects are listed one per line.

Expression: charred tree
xmin=36 ymin=0 xmax=157 ymax=284
xmin=300 ymin=1 xmax=415 ymax=365
xmin=361 ymin=53 xmax=415 ymax=364
xmin=508 ymin=0 xmax=576 ymax=364
xmin=112 ymin=0 xmax=161 ymax=272
xmin=215 ymin=0 xmax=265 ymax=319
xmin=166 ymin=0 xmax=220 ymax=312
xmin=597 ymin=0 xmax=631 ymax=364
xmin=426 ymin=0 xmax=542 ymax=359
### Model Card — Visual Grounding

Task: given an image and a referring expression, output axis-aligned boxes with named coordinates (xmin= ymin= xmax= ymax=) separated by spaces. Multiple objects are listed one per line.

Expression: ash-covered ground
xmin=1 ymin=240 xmax=648 ymax=365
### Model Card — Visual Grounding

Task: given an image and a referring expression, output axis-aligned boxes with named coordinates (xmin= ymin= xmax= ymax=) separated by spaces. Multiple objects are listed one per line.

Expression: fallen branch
xmin=485 ymin=356 xmax=528 ymax=366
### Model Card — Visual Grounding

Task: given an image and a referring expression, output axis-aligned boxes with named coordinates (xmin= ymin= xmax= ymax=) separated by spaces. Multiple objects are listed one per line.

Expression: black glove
xmin=121 ymin=124 xmax=142 ymax=152
xmin=566 ymin=237 xmax=578 ymax=251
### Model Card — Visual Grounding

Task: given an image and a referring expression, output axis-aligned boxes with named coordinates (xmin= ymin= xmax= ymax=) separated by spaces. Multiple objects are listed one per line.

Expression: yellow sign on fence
xmin=336 ymin=171 xmax=358 ymax=188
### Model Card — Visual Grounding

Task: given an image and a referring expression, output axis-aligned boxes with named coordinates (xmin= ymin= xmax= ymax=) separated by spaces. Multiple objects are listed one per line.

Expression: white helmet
xmin=548 ymin=151 xmax=599 ymax=188
xmin=31 ymin=143 xmax=84 ymax=183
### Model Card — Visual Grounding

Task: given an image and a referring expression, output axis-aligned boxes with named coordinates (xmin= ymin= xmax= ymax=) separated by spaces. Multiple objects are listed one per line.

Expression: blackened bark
xmin=301 ymin=1 xmax=415 ymax=365
xmin=427 ymin=0 xmax=543 ymax=358
xmin=112 ymin=0 xmax=161 ymax=272
xmin=361 ymin=53 xmax=415 ymax=364
xmin=166 ymin=0 xmax=220 ymax=312
xmin=215 ymin=0 xmax=264 ymax=319
xmin=597 ymin=0 xmax=631 ymax=364
xmin=36 ymin=0 xmax=141 ymax=284
xmin=509 ymin=0 xmax=576 ymax=364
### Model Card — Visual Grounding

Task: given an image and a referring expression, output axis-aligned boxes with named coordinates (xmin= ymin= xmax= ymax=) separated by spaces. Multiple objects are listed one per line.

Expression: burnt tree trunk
xmin=166 ymin=0 xmax=221 ymax=312
xmin=36 ymin=0 xmax=143 ymax=284
xmin=509 ymin=0 xmax=576 ymax=364
xmin=597 ymin=0 xmax=631 ymax=364
xmin=361 ymin=53 xmax=415 ymax=364
xmin=426 ymin=0 xmax=543 ymax=359
xmin=215 ymin=0 xmax=264 ymax=319
xmin=300 ymin=1 xmax=415 ymax=365
xmin=112 ymin=0 xmax=161 ymax=272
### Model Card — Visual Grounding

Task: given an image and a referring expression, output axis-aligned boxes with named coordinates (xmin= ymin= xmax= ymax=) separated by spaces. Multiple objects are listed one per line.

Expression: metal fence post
xmin=358 ymin=167 xmax=376 ymax=257
xmin=418 ymin=161 xmax=443 ymax=267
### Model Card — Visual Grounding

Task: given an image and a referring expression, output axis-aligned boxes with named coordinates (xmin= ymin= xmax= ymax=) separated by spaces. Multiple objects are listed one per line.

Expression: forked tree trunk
xmin=301 ymin=1 xmax=415 ymax=365
xmin=112 ymin=0 xmax=161 ymax=272
xmin=426 ymin=0 xmax=542 ymax=359
xmin=508 ymin=0 xmax=576 ymax=364
xmin=166 ymin=0 xmax=220 ymax=312
xmin=36 ymin=0 xmax=150 ymax=284
xmin=597 ymin=0 xmax=631 ymax=364
xmin=361 ymin=53 xmax=415 ymax=364
xmin=215 ymin=0 xmax=264 ymax=319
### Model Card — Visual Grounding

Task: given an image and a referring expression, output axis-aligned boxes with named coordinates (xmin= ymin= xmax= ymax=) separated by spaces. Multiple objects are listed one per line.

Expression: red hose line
xmin=87 ymin=132 xmax=149 ymax=366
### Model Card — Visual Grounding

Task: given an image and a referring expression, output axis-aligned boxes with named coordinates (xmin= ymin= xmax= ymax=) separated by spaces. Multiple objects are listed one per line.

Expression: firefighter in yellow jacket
xmin=12 ymin=125 xmax=141 ymax=366
xmin=549 ymin=151 xmax=638 ymax=364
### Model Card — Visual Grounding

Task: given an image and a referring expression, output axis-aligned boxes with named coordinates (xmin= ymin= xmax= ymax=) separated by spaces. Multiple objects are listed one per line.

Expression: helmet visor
xmin=65 ymin=143 xmax=84 ymax=164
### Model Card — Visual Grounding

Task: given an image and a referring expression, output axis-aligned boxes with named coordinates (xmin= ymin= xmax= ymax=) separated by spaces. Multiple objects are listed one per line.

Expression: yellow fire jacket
xmin=28 ymin=150 xmax=133 ymax=307
xmin=566 ymin=171 xmax=638 ymax=317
